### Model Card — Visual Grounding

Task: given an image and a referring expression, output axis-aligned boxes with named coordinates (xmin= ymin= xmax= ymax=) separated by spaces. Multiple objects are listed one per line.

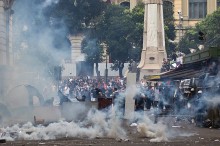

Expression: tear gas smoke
xmin=114 ymin=85 xmax=170 ymax=142
xmin=2 ymin=1 xmax=219 ymax=142
xmin=42 ymin=0 xmax=59 ymax=8
xmin=0 ymin=0 xmax=70 ymax=129
xmin=0 ymin=109 xmax=127 ymax=141
xmin=0 ymin=83 xmax=203 ymax=143
xmin=11 ymin=0 xmax=70 ymax=87
xmin=135 ymin=114 xmax=168 ymax=142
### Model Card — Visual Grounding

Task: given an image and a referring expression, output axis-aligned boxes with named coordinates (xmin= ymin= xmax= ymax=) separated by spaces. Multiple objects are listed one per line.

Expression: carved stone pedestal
xmin=138 ymin=0 xmax=167 ymax=78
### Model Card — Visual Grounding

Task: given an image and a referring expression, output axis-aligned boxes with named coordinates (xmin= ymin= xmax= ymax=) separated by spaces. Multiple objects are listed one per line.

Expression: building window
xmin=218 ymin=0 xmax=220 ymax=8
xmin=189 ymin=0 xmax=207 ymax=19
xmin=120 ymin=2 xmax=130 ymax=8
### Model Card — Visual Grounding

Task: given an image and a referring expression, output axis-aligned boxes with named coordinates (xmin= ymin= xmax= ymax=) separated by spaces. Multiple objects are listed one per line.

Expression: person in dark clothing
xmin=144 ymin=86 xmax=154 ymax=110
xmin=58 ymin=90 xmax=71 ymax=105
xmin=112 ymin=88 xmax=119 ymax=102
xmin=95 ymin=88 xmax=103 ymax=98
xmin=194 ymin=91 xmax=207 ymax=127
xmin=134 ymin=93 xmax=145 ymax=112
xmin=171 ymin=52 xmax=177 ymax=61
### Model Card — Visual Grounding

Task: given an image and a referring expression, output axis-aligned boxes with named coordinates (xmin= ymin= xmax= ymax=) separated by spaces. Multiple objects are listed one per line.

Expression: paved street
xmin=2 ymin=117 xmax=220 ymax=146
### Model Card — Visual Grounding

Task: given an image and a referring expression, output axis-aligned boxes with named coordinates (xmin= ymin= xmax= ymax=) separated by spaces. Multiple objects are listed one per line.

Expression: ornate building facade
xmin=112 ymin=0 xmax=220 ymax=41
xmin=173 ymin=0 xmax=220 ymax=41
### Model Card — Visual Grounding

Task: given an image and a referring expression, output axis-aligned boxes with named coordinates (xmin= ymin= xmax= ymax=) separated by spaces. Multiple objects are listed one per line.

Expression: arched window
xmin=217 ymin=0 xmax=220 ymax=8
xmin=189 ymin=0 xmax=207 ymax=19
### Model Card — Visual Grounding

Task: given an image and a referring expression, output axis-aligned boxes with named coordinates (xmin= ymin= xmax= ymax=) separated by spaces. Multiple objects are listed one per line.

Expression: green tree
xmin=81 ymin=38 xmax=104 ymax=77
xmin=178 ymin=28 xmax=198 ymax=54
xmin=91 ymin=5 xmax=135 ymax=77
xmin=128 ymin=3 xmax=145 ymax=62
xmin=88 ymin=1 xmax=176 ymax=76
xmin=179 ymin=7 xmax=220 ymax=54
xmin=128 ymin=1 xmax=176 ymax=59
xmin=163 ymin=1 xmax=176 ymax=55
xmin=44 ymin=0 xmax=176 ymax=77
xmin=45 ymin=0 xmax=107 ymax=34
xmin=197 ymin=8 xmax=220 ymax=47
xmin=45 ymin=0 xmax=107 ymax=76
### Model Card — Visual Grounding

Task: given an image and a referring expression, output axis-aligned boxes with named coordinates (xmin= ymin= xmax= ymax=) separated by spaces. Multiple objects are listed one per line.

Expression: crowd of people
xmin=161 ymin=52 xmax=184 ymax=72
xmin=41 ymin=74 xmax=220 ymax=127
xmin=55 ymin=76 xmax=203 ymax=115
xmin=57 ymin=76 xmax=126 ymax=102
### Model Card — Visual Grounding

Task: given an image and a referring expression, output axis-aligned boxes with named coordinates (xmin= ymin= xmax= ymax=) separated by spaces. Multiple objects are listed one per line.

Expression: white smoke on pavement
xmin=0 ymin=109 xmax=127 ymax=141
xmin=136 ymin=115 xmax=168 ymax=142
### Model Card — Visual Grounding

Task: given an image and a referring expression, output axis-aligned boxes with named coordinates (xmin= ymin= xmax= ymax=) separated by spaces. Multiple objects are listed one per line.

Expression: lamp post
xmin=177 ymin=10 xmax=183 ymax=53
xmin=100 ymin=42 xmax=108 ymax=83
xmin=177 ymin=10 xmax=183 ymax=42
xmin=101 ymin=0 xmax=107 ymax=83
xmin=104 ymin=44 xmax=108 ymax=84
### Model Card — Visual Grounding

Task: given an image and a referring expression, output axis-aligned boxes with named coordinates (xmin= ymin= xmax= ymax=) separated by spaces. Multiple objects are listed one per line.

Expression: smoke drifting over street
xmin=42 ymin=0 xmax=59 ymax=8
xmin=0 ymin=109 xmax=127 ymax=141
xmin=1 ymin=1 xmax=220 ymax=146
xmin=12 ymin=0 xmax=70 ymax=79
xmin=0 ymin=85 xmax=199 ymax=143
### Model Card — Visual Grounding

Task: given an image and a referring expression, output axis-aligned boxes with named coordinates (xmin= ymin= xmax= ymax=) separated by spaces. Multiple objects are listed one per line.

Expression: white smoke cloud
xmin=22 ymin=25 xmax=28 ymax=31
xmin=0 ymin=109 xmax=128 ymax=141
xmin=9 ymin=0 xmax=70 ymax=91
xmin=42 ymin=0 xmax=59 ymax=8
xmin=136 ymin=116 xmax=168 ymax=142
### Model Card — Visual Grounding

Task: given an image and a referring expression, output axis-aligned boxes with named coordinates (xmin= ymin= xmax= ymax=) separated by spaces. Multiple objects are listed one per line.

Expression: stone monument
xmin=138 ymin=0 xmax=167 ymax=78
xmin=62 ymin=34 xmax=85 ymax=77
xmin=68 ymin=34 xmax=85 ymax=63
xmin=124 ymin=72 xmax=136 ymax=119
xmin=0 ymin=0 xmax=14 ymax=65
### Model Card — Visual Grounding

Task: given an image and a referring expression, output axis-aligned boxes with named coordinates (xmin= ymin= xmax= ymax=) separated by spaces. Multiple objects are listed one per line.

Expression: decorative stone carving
xmin=128 ymin=60 xmax=137 ymax=73
xmin=3 ymin=0 xmax=14 ymax=10
xmin=145 ymin=0 xmax=163 ymax=4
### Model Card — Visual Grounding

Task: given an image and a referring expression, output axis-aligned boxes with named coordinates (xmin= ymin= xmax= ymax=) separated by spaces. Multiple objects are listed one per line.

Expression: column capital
xmin=144 ymin=0 xmax=173 ymax=4
xmin=164 ymin=0 xmax=173 ymax=3
xmin=144 ymin=0 xmax=163 ymax=4
xmin=3 ymin=0 xmax=14 ymax=10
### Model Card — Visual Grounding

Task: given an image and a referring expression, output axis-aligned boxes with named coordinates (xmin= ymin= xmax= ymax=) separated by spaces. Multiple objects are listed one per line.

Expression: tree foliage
xmin=163 ymin=1 xmax=176 ymax=55
xmin=45 ymin=0 xmax=106 ymax=34
xmin=91 ymin=5 xmax=135 ymax=76
xmin=93 ymin=1 xmax=176 ymax=63
xmin=197 ymin=8 xmax=220 ymax=47
xmin=128 ymin=3 xmax=145 ymax=61
xmin=179 ymin=7 xmax=220 ymax=54
xmin=81 ymin=38 xmax=103 ymax=64
xmin=43 ymin=0 xmax=176 ymax=75
xmin=178 ymin=28 xmax=198 ymax=54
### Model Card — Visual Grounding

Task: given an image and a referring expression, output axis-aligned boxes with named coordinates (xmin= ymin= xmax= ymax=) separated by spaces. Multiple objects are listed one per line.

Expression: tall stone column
xmin=0 ymin=0 xmax=7 ymax=65
xmin=0 ymin=0 xmax=14 ymax=65
xmin=69 ymin=34 xmax=85 ymax=62
xmin=62 ymin=34 xmax=85 ymax=77
xmin=138 ymin=0 xmax=167 ymax=78
xmin=0 ymin=0 xmax=14 ymax=97
xmin=207 ymin=0 xmax=217 ymax=14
